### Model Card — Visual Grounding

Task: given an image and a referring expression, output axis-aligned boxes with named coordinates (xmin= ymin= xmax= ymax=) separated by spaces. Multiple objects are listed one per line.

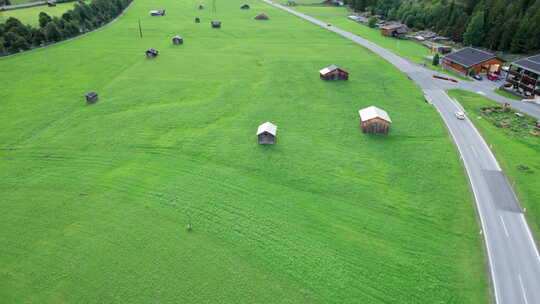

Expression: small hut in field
xmin=358 ymin=106 xmax=391 ymax=134
xmin=198 ymin=4 xmax=204 ymax=9
xmin=146 ymin=48 xmax=159 ymax=58
xmin=172 ymin=36 xmax=183 ymax=45
xmin=194 ymin=17 xmax=200 ymax=23
xmin=257 ymin=122 xmax=277 ymax=144
xmin=211 ymin=21 xmax=221 ymax=28
xmin=85 ymin=91 xmax=98 ymax=104
xmin=46 ymin=0 xmax=56 ymax=7
xmin=241 ymin=4 xmax=250 ymax=9
xmin=319 ymin=65 xmax=349 ymax=80
xmin=150 ymin=9 xmax=166 ymax=16
xmin=254 ymin=13 xmax=269 ymax=20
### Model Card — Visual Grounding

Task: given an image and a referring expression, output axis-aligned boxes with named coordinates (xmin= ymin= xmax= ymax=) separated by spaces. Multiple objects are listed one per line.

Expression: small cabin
xmin=319 ymin=65 xmax=349 ymax=80
xmin=358 ymin=106 xmax=392 ymax=134
xmin=211 ymin=21 xmax=221 ymax=28
xmin=380 ymin=23 xmax=408 ymax=38
xmin=85 ymin=91 xmax=98 ymax=104
xmin=198 ymin=4 xmax=204 ymax=9
xmin=442 ymin=47 xmax=504 ymax=76
xmin=254 ymin=13 xmax=269 ymax=20
xmin=46 ymin=0 xmax=56 ymax=6
xmin=257 ymin=122 xmax=277 ymax=144
xmin=241 ymin=4 xmax=250 ymax=9
xmin=172 ymin=36 xmax=183 ymax=45
xmin=194 ymin=17 xmax=200 ymax=23
xmin=146 ymin=48 xmax=159 ymax=58
xmin=150 ymin=9 xmax=166 ymax=16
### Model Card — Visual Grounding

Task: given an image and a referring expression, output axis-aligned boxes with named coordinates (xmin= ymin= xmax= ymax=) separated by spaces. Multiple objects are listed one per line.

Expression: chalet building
xmin=172 ymin=36 xmax=183 ymax=45
xmin=422 ymin=42 xmax=452 ymax=54
xmin=502 ymin=54 xmax=540 ymax=99
xmin=211 ymin=21 xmax=221 ymax=28
xmin=320 ymin=65 xmax=349 ymax=80
xmin=195 ymin=17 xmax=200 ymax=23
xmin=442 ymin=47 xmax=504 ymax=76
xmin=241 ymin=4 xmax=250 ymax=9
xmin=257 ymin=122 xmax=277 ymax=144
xmin=380 ymin=23 xmax=408 ymax=38
xmin=150 ymin=10 xmax=166 ymax=16
xmin=146 ymin=48 xmax=159 ymax=58
xmin=358 ymin=106 xmax=391 ymax=134
xmin=85 ymin=92 xmax=98 ymax=104
xmin=254 ymin=13 xmax=269 ymax=20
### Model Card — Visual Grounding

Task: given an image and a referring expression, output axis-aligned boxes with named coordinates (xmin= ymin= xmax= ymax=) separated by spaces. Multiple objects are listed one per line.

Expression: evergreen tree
xmin=432 ymin=53 xmax=440 ymax=66
xmin=39 ymin=12 xmax=52 ymax=28
xmin=463 ymin=11 xmax=485 ymax=46
xmin=44 ymin=22 xmax=61 ymax=42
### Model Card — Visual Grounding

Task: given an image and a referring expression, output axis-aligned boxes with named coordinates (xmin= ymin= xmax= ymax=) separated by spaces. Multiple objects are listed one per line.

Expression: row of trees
xmin=345 ymin=0 xmax=540 ymax=54
xmin=0 ymin=0 xmax=132 ymax=56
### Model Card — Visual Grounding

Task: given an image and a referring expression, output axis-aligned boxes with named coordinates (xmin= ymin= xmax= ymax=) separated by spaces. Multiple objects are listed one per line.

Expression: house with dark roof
xmin=319 ymin=65 xmax=349 ymax=80
xmin=211 ymin=21 xmax=221 ymax=28
xmin=442 ymin=47 xmax=504 ymax=76
xmin=502 ymin=54 xmax=540 ymax=99
xmin=85 ymin=91 xmax=98 ymax=104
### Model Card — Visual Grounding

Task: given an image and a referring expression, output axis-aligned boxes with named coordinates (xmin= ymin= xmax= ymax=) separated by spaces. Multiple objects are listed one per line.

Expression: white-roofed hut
xmin=358 ymin=106 xmax=391 ymax=134
xmin=150 ymin=9 xmax=166 ymax=16
xmin=320 ymin=65 xmax=349 ymax=80
xmin=172 ymin=36 xmax=183 ymax=45
xmin=257 ymin=122 xmax=277 ymax=144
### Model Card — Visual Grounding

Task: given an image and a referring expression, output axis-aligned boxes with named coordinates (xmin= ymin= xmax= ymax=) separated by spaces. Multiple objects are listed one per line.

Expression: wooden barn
xmin=380 ymin=23 xmax=408 ymax=38
xmin=254 ymin=13 xmax=269 ymax=20
xmin=257 ymin=122 xmax=277 ymax=145
xmin=442 ymin=47 xmax=504 ymax=76
xmin=502 ymin=54 xmax=540 ymax=99
xmin=211 ymin=21 xmax=221 ymax=28
xmin=46 ymin=0 xmax=56 ymax=7
xmin=358 ymin=106 xmax=391 ymax=134
xmin=146 ymin=48 xmax=159 ymax=58
xmin=172 ymin=36 xmax=183 ymax=45
xmin=241 ymin=4 xmax=250 ymax=9
xmin=194 ymin=17 xmax=200 ymax=23
xmin=85 ymin=91 xmax=98 ymax=104
xmin=150 ymin=9 xmax=166 ymax=16
xmin=319 ymin=65 xmax=349 ymax=80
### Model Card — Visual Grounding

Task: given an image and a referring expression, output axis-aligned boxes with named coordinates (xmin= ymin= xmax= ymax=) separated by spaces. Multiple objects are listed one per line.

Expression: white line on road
xmin=471 ymin=146 xmax=478 ymax=158
xmin=518 ymin=274 xmax=529 ymax=304
xmin=499 ymin=215 xmax=510 ymax=238
xmin=520 ymin=214 xmax=540 ymax=262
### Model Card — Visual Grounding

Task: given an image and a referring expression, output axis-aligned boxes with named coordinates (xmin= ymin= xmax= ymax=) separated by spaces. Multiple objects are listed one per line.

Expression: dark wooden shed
xmin=254 ymin=13 xmax=269 ymax=20
xmin=211 ymin=21 xmax=221 ymax=28
xmin=359 ymin=106 xmax=391 ymax=134
xmin=172 ymin=36 xmax=183 ymax=45
xmin=257 ymin=122 xmax=277 ymax=144
xmin=320 ymin=65 xmax=349 ymax=80
xmin=85 ymin=91 xmax=98 ymax=104
xmin=241 ymin=4 xmax=250 ymax=9
xmin=146 ymin=48 xmax=159 ymax=58
xmin=195 ymin=17 xmax=200 ymax=23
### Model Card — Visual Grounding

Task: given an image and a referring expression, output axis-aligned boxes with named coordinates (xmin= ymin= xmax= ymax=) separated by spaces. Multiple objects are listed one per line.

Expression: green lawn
xmin=494 ymin=87 xmax=523 ymax=101
xmin=448 ymin=89 xmax=540 ymax=239
xmin=0 ymin=1 xmax=80 ymax=26
xmin=0 ymin=0 xmax=488 ymax=303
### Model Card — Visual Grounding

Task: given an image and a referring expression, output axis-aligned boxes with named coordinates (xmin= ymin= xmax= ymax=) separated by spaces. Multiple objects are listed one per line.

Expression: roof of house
xmin=257 ymin=122 xmax=277 ymax=136
xmin=85 ymin=91 xmax=97 ymax=97
xmin=212 ymin=21 xmax=221 ymax=24
xmin=255 ymin=13 xmax=269 ymax=19
xmin=319 ymin=64 xmax=348 ymax=75
xmin=443 ymin=47 xmax=501 ymax=68
xmin=358 ymin=106 xmax=392 ymax=123
xmin=173 ymin=36 xmax=183 ymax=39
xmin=241 ymin=4 xmax=250 ymax=8
xmin=381 ymin=23 xmax=407 ymax=30
xmin=512 ymin=54 xmax=540 ymax=75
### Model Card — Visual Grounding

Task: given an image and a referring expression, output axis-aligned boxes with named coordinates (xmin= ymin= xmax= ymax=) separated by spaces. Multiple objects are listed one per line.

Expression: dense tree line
xmin=0 ymin=0 xmax=132 ymax=56
xmin=345 ymin=0 xmax=540 ymax=54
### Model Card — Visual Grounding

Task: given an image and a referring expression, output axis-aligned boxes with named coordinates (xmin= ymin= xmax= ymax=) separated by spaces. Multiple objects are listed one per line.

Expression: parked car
xmin=455 ymin=111 xmax=466 ymax=120
xmin=486 ymin=73 xmax=499 ymax=81
xmin=473 ymin=74 xmax=483 ymax=81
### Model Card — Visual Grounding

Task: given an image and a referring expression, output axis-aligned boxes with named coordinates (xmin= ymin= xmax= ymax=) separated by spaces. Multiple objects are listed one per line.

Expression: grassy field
xmin=0 ymin=0 xmax=488 ymax=303
xmin=448 ymin=89 xmax=540 ymax=240
xmin=494 ymin=87 xmax=523 ymax=101
xmin=0 ymin=1 xmax=80 ymax=26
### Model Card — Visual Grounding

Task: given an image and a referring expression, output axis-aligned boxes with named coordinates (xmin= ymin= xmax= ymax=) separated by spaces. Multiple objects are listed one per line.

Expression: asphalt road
xmin=263 ymin=1 xmax=540 ymax=303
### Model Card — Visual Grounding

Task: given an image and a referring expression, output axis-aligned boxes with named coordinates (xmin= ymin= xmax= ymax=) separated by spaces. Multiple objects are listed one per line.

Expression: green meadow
xmin=0 ymin=1 xmax=81 ymax=26
xmin=0 ymin=0 xmax=487 ymax=303
xmin=448 ymin=90 xmax=540 ymax=239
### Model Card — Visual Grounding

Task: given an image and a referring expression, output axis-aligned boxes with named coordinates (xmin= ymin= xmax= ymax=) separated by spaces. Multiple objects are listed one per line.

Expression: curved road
xmin=262 ymin=1 xmax=540 ymax=303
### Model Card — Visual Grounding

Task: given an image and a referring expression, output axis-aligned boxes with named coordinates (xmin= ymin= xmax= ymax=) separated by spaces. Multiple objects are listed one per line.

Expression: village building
xmin=85 ymin=92 xmax=98 ymax=104
xmin=172 ymin=36 xmax=183 ymax=45
xmin=358 ymin=106 xmax=392 ymax=134
xmin=502 ymin=54 xmax=540 ymax=99
xmin=254 ymin=13 xmax=269 ymax=20
xmin=422 ymin=41 xmax=452 ymax=54
xmin=348 ymin=15 xmax=369 ymax=24
xmin=241 ymin=4 xmax=250 ymax=9
xmin=319 ymin=65 xmax=349 ymax=80
xmin=380 ymin=23 xmax=408 ymax=38
xmin=257 ymin=122 xmax=277 ymax=144
xmin=442 ymin=47 xmax=504 ymax=76
xmin=211 ymin=21 xmax=221 ymax=28
xmin=145 ymin=48 xmax=159 ymax=58
xmin=150 ymin=9 xmax=166 ymax=16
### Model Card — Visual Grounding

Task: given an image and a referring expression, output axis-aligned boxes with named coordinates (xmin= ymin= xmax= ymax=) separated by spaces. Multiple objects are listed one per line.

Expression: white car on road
xmin=455 ymin=111 xmax=466 ymax=120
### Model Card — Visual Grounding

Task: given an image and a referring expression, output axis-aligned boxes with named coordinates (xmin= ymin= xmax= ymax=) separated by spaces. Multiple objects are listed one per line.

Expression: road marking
xmin=518 ymin=274 xmax=529 ymax=304
xmin=471 ymin=146 xmax=478 ymax=158
xmin=499 ymin=215 xmax=510 ymax=238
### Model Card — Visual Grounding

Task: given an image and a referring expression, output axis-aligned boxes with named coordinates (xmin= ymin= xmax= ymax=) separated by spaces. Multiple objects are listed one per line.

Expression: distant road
xmin=263 ymin=1 xmax=540 ymax=303
xmin=0 ymin=1 xmax=46 ymax=11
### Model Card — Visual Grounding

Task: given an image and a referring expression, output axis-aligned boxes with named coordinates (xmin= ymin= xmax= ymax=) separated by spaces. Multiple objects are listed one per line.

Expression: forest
xmin=345 ymin=0 xmax=540 ymax=54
